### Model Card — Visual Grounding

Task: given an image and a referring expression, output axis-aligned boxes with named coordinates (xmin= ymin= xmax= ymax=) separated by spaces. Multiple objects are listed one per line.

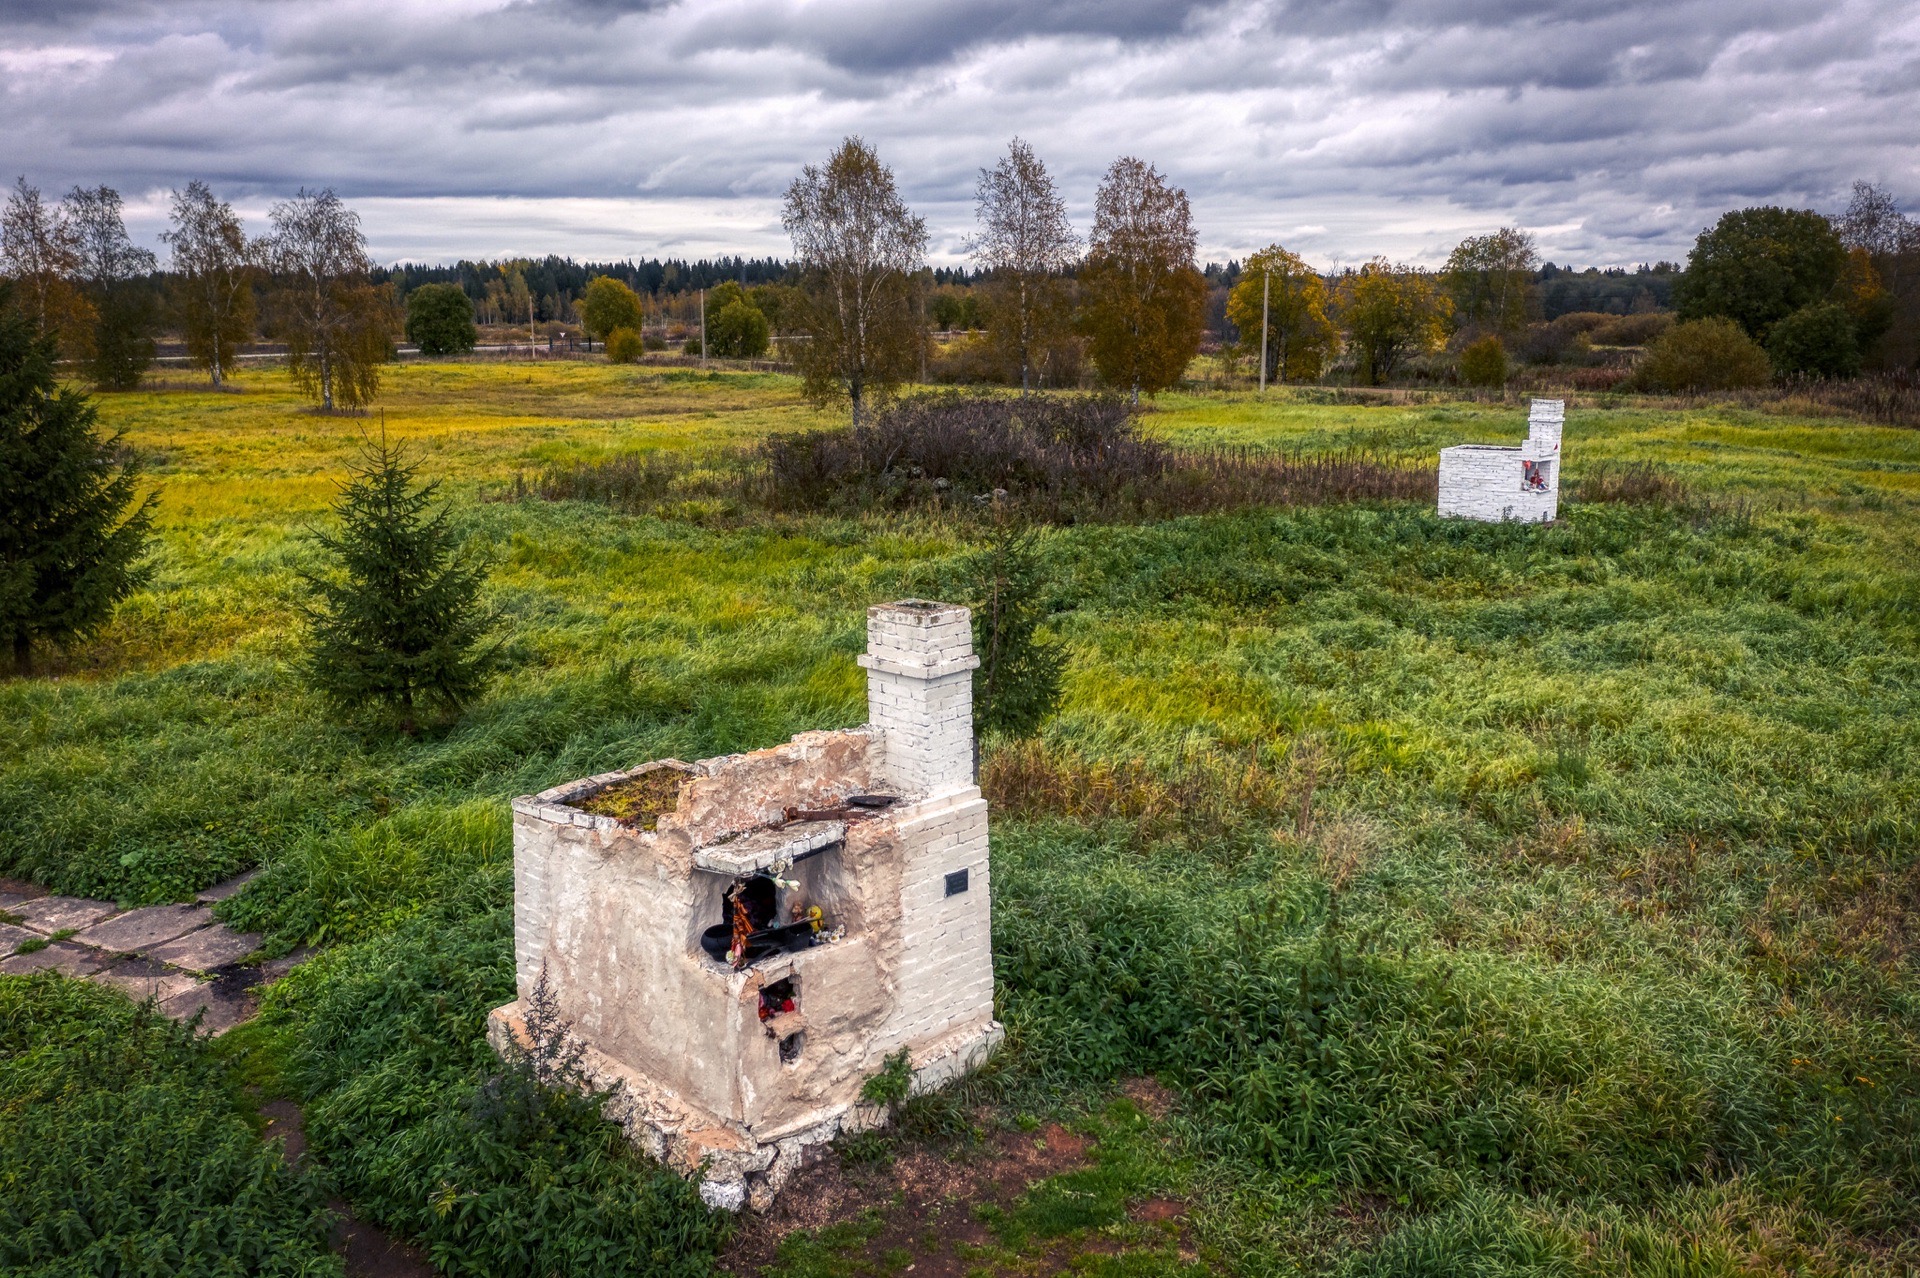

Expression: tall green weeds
xmin=0 ymin=973 xmax=338 ymax=1276
xmin=258 ymin=908 xmax=727 ymax=1277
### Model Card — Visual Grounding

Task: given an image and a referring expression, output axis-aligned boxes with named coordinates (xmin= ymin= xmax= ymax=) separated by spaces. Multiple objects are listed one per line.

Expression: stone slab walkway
xmin=0 ymin=870 xmax=291 ymax=1035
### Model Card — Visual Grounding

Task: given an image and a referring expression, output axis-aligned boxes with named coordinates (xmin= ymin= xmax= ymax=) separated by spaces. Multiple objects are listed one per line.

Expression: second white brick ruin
xmin=1438 ymin=398 xmax=1565 ymax=523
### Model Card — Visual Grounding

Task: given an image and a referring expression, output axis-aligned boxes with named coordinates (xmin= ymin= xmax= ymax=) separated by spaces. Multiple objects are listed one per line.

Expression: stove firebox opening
xmin=700 ymin=870 xmax=833 ymax=967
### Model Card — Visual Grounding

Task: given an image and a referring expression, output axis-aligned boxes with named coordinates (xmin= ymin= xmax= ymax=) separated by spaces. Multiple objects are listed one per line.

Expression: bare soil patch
xmin=720 ymin=1118 xmax=1099 ymax=1276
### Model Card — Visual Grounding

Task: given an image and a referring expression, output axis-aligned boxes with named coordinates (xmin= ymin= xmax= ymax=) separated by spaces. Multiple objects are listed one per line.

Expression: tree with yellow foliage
xmin=1336 ymin=260 xmax=1451 ymax=384
xmin=1226 ymin=245 xmax=1336 ymax=385
xmin=1078 ymin=157 xmax=1205 ymax=402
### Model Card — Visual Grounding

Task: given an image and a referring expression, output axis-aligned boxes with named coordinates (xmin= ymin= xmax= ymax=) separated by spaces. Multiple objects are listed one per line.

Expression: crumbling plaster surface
xmin=509 ymin=729 xmax=901 ymax=1125
xmin=487 ymin=995 xmax=1000 ymax=1212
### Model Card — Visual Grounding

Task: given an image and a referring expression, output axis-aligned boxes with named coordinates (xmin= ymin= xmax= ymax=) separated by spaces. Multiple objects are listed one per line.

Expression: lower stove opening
xmin=759 ymin=976 xmax=797 ymax=1021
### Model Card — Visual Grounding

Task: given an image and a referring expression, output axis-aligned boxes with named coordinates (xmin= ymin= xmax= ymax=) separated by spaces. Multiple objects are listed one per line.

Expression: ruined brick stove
xmin=1437 ymin=397 xmax=1565 ymax=523
xmin=488 ymin=600 xmax=1001 ymax=1210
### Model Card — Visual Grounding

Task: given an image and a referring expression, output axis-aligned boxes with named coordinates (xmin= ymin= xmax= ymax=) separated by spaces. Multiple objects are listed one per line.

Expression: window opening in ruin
xmin=779 ymin=1032 xmax=804 ymax=1064
xmin=1522 ymin=460 xmax=1552 ymax=492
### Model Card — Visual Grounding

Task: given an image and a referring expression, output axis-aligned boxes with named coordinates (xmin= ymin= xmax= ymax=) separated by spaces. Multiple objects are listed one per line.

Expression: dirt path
xmin=260 ymin=1099 xmax=436 ymax=1278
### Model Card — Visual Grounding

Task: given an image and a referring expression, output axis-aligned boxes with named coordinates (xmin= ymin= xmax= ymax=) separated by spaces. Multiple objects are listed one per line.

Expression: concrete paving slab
xmin=257 ymin=947 xmax=316 ymax=985
xmin=0 ymin=923 xmax=38 ymax=954
xmin=160 ymin=983 xmax=256 ymax=1035
xmin=148 ymin=925 xmax=262 ymax=973
xmin=0 ymin=877 xmax=45 ymax=906
xmin=74 ymin=903 xmax=212 ymax=953
xmin=14 ymin=895 xmax=118 ymax=934
xmin=0 ymin=892 xmax=45 ymax=914
xmin=0 ymin=942 xmax=106 ymax=977
xmin=195 ymin=869 xmax=260 ymax=904
xmin=91 ymin=957 xmax=201 ymax=1004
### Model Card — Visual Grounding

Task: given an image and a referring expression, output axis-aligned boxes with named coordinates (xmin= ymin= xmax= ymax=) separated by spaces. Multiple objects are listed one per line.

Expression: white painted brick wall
xmin=890 ymin=794 xmax=994 ymax=1048
xmin=857 ymin=601 xmax=981 ymax=796
xmin=511 ymin=807 xmax=551 ymax=998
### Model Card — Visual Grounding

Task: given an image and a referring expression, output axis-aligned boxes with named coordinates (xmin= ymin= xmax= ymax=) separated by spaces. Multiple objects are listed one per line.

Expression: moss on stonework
xmin=573 ymin=769 xmax=685 ymax=830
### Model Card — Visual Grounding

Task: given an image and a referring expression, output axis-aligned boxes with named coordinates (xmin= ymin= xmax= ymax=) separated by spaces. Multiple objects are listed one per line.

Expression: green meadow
xmin=2 ymin=360 xmax=1917 ymax=1276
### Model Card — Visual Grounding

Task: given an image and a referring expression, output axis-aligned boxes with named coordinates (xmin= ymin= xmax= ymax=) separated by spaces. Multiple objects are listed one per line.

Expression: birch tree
xmin=1079 ymin=157 xmax=1205 ymax=402
xmin=0 ymin=177 xmax=85 ymax=351
xmin=1837 ymin=181 xmax=1919 ymax=368
xmin=969 ymin=139 xmax=1078 ymax=394
xmin=267 ymin=189 xmax=392 ymax=412
xmin=1443 ymin=228 xmax=1537 ymax=334
xmin=65 ymin=186 xmax=159 ymax=390
xmin=162 ymin=182 xmax=257 ymax=387
xmin=782 ymin=138 xmax=927 ymax=424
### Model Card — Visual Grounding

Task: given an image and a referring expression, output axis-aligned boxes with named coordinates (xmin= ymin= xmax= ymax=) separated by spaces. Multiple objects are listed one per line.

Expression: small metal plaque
xmin=945 ymin=868 xmax=969 ymax=897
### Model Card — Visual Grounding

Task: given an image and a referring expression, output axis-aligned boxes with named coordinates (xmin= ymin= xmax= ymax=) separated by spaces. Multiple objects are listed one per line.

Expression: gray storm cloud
xmin=1 ymin=0 xmax=1915 ymax=265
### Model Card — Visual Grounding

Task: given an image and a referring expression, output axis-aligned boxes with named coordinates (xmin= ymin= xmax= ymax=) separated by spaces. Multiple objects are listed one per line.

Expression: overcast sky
xmin=5 ymin=0 xmax=1917 ymax=269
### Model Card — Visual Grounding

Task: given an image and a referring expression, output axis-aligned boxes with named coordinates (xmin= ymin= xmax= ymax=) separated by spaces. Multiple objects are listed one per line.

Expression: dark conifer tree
xmin=0 ymin=287 xmax=156 ymax=675
xmin=969 ymin=518 xmax=1065 ymax=739
xmin=301 ymin=437 xmax=496 ymax=732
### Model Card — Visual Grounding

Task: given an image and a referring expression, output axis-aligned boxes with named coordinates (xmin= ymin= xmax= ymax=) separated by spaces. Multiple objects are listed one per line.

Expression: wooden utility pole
xmin=699 ymin=288 xmax=708 ymax=366
xmin=1259 ymin=270 xmax=1270 ymax=393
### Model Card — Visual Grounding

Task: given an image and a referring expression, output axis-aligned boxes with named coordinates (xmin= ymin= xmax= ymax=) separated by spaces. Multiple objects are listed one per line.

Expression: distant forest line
xmin=365 ymin=254 xmax=1679 ymax=332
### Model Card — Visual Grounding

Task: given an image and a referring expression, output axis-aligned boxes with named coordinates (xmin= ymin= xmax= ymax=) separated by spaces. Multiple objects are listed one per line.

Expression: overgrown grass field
xmin=3 ymin=361 xmax=1917 ymax=1275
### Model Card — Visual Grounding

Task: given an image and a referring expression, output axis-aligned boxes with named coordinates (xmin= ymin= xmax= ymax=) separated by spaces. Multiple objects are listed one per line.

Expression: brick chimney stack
xmin=857 ymin=600 xmax=979 ymax=796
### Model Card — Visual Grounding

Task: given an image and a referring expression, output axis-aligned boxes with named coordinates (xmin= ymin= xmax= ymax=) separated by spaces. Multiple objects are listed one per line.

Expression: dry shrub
xmin=1761 ymin=369 xmax=1920 ymax=428
xmin=1633 ymin=370 xmax=1920 ymax=429
xmin=1548 ymin=311 xmax=1618 ymax=335
xmin=1570 ymin=461 xmax=1755 ymax=530
xmin=517 ymin=451 xmax=747 ymax=513
xmin=763 ymin=394 xmax=1153 ymax=512
xmin=1509 ymin=364 xmax=1634 ymax=393
xmin=1515 ymin=315 xmax=1599 ymax=365
xmin=1154 ymin=448 xmax=1435 ymax=514
xmin=1459 ymin=335 xmax=1509 ymax=388
xmin=1313 ymin=815 xmax=1382 ymax=892
xmin=1562 ymin=365 xmax=1635 ymax=391
xmin=1808 ymin=858 xmax=1920 ymax=970
xmin=762 ymin=394 xmax=1434 ymax=521
xmin=1505 ymin=815 xmax=1592 ymax=868
xmin=604 ymin=327 xmax=643 ymax=364
xmin=926 ymin=334 xmax=1012 ymax=386
xmin=1632 ymin=318 xmax=1772 ymax=392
